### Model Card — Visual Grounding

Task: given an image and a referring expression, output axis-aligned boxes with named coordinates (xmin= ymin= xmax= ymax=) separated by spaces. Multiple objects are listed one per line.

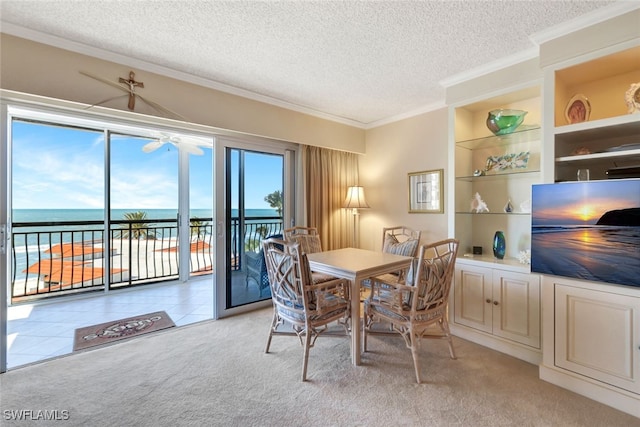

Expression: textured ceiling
xmin=0 ymin=1 xmax=625 ymax=126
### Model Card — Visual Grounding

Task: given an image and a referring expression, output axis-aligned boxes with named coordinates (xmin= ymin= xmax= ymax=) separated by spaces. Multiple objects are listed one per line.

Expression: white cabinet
xmin=537 ymin=32 xmax=640 ymax=418
xmin=452 ymin=260 xmax=540 ymax=363
xmin=540 ymin=277 xmax=640 ymax=418
xmin=554 ymin=283 xmax=640 ymax=394
xmin=446 ymin=69 xmax=543 ymax=364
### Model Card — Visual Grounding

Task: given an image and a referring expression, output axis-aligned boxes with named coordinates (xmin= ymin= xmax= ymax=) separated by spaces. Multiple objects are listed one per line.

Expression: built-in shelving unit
xmin=453 ymin=90 xmax=541 ymax=264
xmin=539 ymin=30 xmax=640 ymax=418
xmin=448 ymin=83 xmax=543 ymax=364
xmin=551 ymin=45 xmax=640 ymax=182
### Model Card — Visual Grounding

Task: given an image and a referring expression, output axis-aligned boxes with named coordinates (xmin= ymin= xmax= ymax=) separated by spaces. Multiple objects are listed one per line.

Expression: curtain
xmin=302 ymin=146 xmax=360 ymax=250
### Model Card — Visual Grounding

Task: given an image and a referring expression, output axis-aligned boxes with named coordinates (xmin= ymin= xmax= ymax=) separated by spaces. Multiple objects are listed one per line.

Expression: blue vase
xmin=493 ymin=231 xmax=506 ymax=259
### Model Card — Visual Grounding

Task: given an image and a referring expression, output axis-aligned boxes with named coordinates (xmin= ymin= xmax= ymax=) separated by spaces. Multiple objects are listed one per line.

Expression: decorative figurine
xmin=470 ymin=192 xmax=489 ymax=213
xmin=625 ymin=82 xmax=640 ymax=114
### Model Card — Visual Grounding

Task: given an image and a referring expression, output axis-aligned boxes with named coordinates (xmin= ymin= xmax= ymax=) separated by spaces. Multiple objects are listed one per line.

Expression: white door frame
xmin=214 ymin=136 xmax=296 ymax=318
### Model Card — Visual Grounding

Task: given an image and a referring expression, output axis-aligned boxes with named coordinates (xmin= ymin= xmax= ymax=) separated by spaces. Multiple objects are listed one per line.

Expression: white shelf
xmin=554 ymin=114 xmax=640 ymax=143
xmin=556 ymin=148 xmax=640 ymax=163
xmin=457 ymin=254 xmax=531 ymax=273
xmin=455 ymin=212 xmax=531 ymax=216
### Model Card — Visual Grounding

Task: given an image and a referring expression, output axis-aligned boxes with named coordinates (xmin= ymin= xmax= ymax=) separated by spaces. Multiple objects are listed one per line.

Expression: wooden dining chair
xmin=363 ymin=238 xmax=459 ymax=383
xmin=381 ymin=226 xmax=421 ymax=257
xmin=362 ymin=226 xmax=422 ymax=293
xmin=262 ymin=238 xmax=351 ymax=381
xmin=284 ymin=226 xmax=337 ymax=284
xmin=283 ymin=226 xmax=323 ymax=254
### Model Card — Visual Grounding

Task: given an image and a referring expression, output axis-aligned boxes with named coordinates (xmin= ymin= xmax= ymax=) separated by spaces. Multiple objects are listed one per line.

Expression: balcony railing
xmin=10 ymin=216 xmax=282 ymax=303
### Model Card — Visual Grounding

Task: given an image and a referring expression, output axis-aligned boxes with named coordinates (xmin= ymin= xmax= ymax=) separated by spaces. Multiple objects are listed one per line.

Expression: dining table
xmin=306 ymin=247 xmax=413 ymax=366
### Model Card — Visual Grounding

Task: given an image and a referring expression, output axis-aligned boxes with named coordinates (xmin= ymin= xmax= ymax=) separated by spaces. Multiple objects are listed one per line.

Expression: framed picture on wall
xmin=408 ymin=169 xmax=443 ymax=213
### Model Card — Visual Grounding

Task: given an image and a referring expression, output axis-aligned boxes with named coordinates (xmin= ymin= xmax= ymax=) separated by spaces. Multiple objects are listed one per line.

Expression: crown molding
xmin=0 ymin=21 xmax=368 ymax=129
xmin=530 ymin=1 xmax=640 ymax=45
xmin=439 ymin=47 xmax=539 ymax=89
xmin=364 ymin=100 xmax=446 ymax=130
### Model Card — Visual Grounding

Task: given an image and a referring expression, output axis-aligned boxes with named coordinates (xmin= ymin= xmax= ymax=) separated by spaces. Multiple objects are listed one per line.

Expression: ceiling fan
xmin=142 ymin=133 xmax=211 ymax=155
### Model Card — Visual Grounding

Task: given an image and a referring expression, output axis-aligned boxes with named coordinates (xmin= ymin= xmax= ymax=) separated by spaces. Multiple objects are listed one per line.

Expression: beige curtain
xmin=302 ymin=146 xmax=360 ymax=250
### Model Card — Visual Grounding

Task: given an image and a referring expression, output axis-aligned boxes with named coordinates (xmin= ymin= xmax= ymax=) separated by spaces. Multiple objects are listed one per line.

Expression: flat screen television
xmin=531 ymin=179 xmax=640 ymax=288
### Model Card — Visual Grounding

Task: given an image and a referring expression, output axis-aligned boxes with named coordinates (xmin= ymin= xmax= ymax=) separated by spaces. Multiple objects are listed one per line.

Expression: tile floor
xmin=6 ymin=272 xmax=266 ymax=369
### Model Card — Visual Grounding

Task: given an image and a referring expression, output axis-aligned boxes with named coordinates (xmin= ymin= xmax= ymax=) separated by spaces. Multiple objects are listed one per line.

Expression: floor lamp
xmin=343 ymin=186 xmax=369 ymax=248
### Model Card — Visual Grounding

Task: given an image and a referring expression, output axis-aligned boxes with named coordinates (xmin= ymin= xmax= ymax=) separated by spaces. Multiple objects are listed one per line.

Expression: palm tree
xmin=120 ymin=211 xmax=155 ymax=239
xmin=190 ymin=218 xmax=210 ymax=239
xmin=264 ymin=190 xmax=283 ymax=217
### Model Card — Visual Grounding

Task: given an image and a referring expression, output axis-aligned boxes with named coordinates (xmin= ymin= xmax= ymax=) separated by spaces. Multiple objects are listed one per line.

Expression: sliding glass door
xmin=215 ymin=138 xmax=295 ymax=317
xmin=3 ymin=108 xmax=215 ymax=371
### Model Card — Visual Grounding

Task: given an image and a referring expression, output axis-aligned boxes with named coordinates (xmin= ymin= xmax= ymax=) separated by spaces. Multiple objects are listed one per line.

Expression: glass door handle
xmin=0 ymin=224 xmax=6 ymax=255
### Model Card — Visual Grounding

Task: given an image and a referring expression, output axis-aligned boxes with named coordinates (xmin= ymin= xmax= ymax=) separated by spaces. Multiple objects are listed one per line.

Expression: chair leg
xmin=440 ymin=318 xmax=456 ymax=359
xmin=410 ymin=332 xmax=422 ymax=384
xmin=301 ymin=330 xmax=312 ymax=381
xmin=362 ymin=313 xmax=368 ymax=352
xmin=265 ymin=311 xmax=278 ymax=353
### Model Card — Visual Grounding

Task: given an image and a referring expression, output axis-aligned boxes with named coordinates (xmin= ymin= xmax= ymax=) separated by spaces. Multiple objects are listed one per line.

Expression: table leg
xmin=351 ymin=277 xmax=361 ymax=365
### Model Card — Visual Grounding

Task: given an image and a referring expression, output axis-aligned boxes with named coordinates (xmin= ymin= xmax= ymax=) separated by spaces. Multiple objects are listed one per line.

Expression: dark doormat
xmin=73 ymin=311 xmax=175 ymax=351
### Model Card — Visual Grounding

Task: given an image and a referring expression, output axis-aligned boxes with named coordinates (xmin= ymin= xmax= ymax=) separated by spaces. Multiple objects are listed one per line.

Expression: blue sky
xmin=11 ymin=120 xmax=282 ymax=211
xmin=532 ymin=180 xmax=639 ymax=225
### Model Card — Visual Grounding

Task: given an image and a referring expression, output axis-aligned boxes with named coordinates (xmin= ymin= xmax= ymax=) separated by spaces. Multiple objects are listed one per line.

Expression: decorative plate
xmin=564 ymin=94 xmax=591 ymax=124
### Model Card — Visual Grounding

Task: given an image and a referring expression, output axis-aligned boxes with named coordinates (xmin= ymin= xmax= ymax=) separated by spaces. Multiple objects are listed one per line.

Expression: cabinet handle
xmin=486 ymin=298 xmax=492 ymax=304
xmin=493 ymin=301 xmax=499 ymax=306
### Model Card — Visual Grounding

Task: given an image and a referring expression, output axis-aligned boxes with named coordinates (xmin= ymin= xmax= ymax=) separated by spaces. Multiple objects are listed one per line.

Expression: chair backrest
xmin=258 ymin=233 xmax=283 ymax=292
xmin=283 ymin=226 xmax=323 ymax=254
xmin=410 ymin=238 xmax=459 ymax=313
xmin=262 ymin=238 xmax=314 ymax=320
xmin=381 ymin=226 xmax=421 ymax=257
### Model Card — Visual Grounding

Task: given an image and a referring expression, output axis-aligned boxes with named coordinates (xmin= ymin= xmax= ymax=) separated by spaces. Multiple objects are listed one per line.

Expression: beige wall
xmin=0 ymin=34 xmax=365 ymax=153
xmin=0 ymin=32 xmax=453 ymax=250
xmin=360 ymin=107 xmax=449 ymax=251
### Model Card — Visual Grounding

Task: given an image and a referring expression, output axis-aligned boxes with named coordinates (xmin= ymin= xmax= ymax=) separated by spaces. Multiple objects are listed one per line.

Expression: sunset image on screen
xmin=531 ymin=180 xmax=640 ymax=288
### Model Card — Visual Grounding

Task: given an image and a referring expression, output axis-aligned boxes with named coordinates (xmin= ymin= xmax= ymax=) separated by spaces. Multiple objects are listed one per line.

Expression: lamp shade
xmin=343 ymin=186 xmax=370 ymax=209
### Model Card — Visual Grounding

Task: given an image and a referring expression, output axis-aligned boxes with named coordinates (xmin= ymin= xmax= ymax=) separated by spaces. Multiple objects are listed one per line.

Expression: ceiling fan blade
xmin=142 ymin=140 xmax=166 ymax=153
xmin=137 ymin=94 xmax=187 ymax=121
xmin=85 ymin=94 xmax=129 ymax=109
xmin=172 ymin=141 xmax=204 ymax=156
xmin=80 ymin=71 xmax=129 ymax=93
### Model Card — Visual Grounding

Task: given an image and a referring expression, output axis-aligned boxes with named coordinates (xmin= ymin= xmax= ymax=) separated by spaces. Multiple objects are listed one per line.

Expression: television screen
xmin=531 ymin=179 xmax=640 ymax=287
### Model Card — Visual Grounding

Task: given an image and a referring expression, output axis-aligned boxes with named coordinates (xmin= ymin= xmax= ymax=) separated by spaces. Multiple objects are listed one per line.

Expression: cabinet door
xmin=492 ymin=271 xmax=540 ymax=348
xmin=555 ymin=284 xmax=640 ymax=394
xmin=454 ymin=265 xmax=492 ymax=333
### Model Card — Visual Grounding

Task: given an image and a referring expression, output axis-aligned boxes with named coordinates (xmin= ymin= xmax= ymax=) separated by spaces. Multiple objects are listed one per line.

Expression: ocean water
xmin=12 ymin=208 xmax=278 ymax=223
xmin=531 ymin=225 xmax=640 ymax=287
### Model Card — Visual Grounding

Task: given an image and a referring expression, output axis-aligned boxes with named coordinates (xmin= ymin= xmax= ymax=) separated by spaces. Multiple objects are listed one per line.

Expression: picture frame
xmin=408 ymin=169 xmax=443 ymax=213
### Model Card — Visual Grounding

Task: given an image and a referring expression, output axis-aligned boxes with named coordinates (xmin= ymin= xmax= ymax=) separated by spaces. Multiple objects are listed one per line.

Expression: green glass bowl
xmin=486 ymin=109 xmax=527 ymax=135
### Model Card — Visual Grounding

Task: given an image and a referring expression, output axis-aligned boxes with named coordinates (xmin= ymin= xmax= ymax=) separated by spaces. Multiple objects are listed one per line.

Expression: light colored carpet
xmin=0 ymin=307 xmax=637 ymax=426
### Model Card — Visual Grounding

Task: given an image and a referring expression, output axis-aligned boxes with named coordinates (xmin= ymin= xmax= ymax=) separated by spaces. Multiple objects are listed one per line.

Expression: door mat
xmin=73 ymin=311 xmax=175 ymax=351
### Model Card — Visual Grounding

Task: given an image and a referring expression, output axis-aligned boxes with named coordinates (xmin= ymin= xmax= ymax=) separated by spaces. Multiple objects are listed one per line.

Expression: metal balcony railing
xmin=10 ymin=216 xmax=282 ymax=303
